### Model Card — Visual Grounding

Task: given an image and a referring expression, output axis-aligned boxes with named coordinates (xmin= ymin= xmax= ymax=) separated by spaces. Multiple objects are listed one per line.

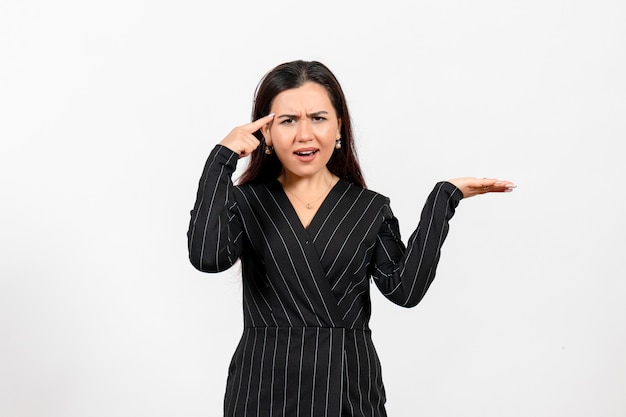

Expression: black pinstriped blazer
xmin=188 ymin=145 xmax=462 ymax=417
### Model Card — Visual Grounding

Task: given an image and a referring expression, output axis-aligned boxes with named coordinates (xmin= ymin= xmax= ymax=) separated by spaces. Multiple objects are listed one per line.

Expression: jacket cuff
xmin=211 ymin=144 xmax=239 ymax=171
xmin=439 ymin=181 xmax=463 ymax=207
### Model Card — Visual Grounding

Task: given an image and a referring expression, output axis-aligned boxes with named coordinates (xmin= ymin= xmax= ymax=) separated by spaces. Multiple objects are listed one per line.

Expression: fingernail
xmin=268 ymin=113 xmax=275 ymax=117
xmin=506 ymin=184 xmax=517 ymax=189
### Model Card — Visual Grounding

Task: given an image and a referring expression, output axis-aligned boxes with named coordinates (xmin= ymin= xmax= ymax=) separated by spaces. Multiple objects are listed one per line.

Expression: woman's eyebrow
xmin=277 ymin=111 xmax=329 ymax=119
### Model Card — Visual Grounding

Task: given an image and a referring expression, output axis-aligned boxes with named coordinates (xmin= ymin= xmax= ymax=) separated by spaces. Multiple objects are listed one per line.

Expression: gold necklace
xmin=284 ymin=177 xmax=334 ymax=209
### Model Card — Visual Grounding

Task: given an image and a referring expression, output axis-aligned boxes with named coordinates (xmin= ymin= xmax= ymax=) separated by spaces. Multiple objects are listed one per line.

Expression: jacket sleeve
xmin=187 ymin=145 xmax=243 ymax=273
xmin=370 ymin=181 xmax=463 ymax=307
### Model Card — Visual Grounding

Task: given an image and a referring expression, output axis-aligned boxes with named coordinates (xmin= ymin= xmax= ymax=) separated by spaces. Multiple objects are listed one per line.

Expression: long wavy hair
xmin=238 ymin=60 xmax=366 ymax=188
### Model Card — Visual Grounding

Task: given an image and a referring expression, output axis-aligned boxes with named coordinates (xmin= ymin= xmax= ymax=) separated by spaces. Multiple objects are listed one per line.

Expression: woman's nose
xmin=296 ymin=120 xmax=313 ymax=141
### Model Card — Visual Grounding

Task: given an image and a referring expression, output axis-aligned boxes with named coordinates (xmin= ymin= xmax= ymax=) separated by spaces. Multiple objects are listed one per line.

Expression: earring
xmin=335 ymin=138 xmax=341 ymax=149
xmin=265 ymin=145 xmax=273 ymax=154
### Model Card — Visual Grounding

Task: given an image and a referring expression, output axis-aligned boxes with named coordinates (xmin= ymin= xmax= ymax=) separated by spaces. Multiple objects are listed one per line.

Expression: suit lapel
xmin=265 ymin=181 xmax=346 ymax=327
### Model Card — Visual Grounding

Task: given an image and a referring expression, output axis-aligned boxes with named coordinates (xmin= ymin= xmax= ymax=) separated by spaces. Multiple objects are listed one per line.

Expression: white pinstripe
xmin=269 ymin=327 xmax=278 ymax=417
xmin=311 ymin=185 xmax=352 ymax=243
xmin=243 ymin=329 xmax=258 ymax=417
xmin=354 ymin=331 xmax=365 ymax=417
xmin=402 ymin=184 xmax=444 ymax=304
xmin=256 ymin=328 xmax=268 ymax=417
xmin=330 ymin=217 xmax=379 ymax=291
xmin=310 ymin=327 xmax=320 ymax=417
xmin=230 ymin=330 xmax=250 ymax=417
xmin=349 ymin=306 xmax=365 ymax=329
xmin=362 ymin=330 xmax=375 ymax=417
xmin=325 ymin=194 xmax=377 ymax=274
xmin=319 ymin=188 xmax=367 ymax=260
xmin=324 ymin=329 xmax=333 ymax=417
xmin=296 ymin=328 xmax=305 ymax=417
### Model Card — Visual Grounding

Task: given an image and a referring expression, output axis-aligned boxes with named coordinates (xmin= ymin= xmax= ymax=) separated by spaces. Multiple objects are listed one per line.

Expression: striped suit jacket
xmin=188 ymin=145 xmax=462 ymax=417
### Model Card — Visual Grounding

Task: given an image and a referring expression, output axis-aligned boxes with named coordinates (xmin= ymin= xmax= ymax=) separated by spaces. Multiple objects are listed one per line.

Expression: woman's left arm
xmin=370 ymin=178 xmax=515 ymax=307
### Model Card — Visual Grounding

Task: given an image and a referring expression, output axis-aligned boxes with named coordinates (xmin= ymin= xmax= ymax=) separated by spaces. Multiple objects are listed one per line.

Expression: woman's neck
xmin=278 ymin=168 xmax=335 ymax=192
xmin=278 ymin=168 xmax=338 ymax=217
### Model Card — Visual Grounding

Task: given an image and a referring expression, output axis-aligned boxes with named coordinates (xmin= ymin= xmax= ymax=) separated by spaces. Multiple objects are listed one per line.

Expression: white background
xmin=1 ymin=1 xmax=625 ymax=416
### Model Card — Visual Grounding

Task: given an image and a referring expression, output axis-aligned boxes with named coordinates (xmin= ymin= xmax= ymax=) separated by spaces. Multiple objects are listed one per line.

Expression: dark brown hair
xmin=238 ymin=60 xmax=366 ymax=187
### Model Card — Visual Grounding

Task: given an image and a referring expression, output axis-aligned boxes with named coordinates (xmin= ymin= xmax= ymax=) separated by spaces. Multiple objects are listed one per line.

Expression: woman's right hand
xmin=219 ymin=114 xmax=274 ymax=158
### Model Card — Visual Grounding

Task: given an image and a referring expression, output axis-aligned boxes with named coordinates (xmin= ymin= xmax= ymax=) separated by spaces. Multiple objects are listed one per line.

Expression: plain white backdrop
xmin=1 ymin=1 xmax=625 ymax=416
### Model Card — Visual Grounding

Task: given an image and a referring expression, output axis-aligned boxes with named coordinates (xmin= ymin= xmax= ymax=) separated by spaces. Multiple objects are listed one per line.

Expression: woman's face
xmin=261 ymin=82 xmax=341 ymax=180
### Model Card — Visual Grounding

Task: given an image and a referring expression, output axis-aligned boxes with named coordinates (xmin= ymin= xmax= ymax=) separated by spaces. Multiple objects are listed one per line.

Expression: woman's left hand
xmin=447 ymin=177 xmax=516 ymax=198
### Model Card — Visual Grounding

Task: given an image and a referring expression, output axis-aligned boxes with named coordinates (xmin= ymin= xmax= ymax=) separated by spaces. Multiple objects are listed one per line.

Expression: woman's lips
xmin=293 ymin=148 xmax=319 ymax=162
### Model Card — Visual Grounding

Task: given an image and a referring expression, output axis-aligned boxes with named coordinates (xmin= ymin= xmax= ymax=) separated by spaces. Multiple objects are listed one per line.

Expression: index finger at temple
xmin=243 ymin=113 xmax=275 ymax=133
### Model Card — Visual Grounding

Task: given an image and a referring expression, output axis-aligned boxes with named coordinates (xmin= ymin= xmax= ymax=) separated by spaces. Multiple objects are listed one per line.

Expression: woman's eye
xmin=312 ymin=116 xmax=326 ymax=122
xmin=280 ymin=118 xmax=294 ymax=125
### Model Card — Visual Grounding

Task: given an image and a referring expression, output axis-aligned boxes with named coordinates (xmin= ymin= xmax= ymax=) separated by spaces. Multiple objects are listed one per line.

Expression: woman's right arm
xmin=187 ymin=145 xmax=243 ymax=273
xmin=187 ymin=114 xmax=274 ymax=273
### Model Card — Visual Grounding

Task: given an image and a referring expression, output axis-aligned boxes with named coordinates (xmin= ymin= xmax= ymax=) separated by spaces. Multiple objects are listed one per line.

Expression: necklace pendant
xmin=306 ymin=203 xmax=313 ymax=209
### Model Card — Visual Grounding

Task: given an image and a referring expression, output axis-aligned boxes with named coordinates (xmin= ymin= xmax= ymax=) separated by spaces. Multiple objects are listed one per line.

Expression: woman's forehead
xmin=272 ymin=83 xmax=334 ymax=113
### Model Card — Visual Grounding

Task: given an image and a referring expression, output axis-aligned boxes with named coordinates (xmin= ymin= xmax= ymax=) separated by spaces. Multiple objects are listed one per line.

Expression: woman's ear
xmin=337 ymin=118 xmax=342 ymax=140
xmin=260 ymin=124 xmax=271 ymax=146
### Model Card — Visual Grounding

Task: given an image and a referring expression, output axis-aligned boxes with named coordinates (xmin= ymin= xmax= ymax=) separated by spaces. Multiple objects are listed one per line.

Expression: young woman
xmin=187 ymin=60 xmax=515 ymax=417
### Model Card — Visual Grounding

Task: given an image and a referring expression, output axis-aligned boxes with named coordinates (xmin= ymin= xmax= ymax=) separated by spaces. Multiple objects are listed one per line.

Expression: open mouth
xmin=294 ymin=149 xmax=319 ymax=156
